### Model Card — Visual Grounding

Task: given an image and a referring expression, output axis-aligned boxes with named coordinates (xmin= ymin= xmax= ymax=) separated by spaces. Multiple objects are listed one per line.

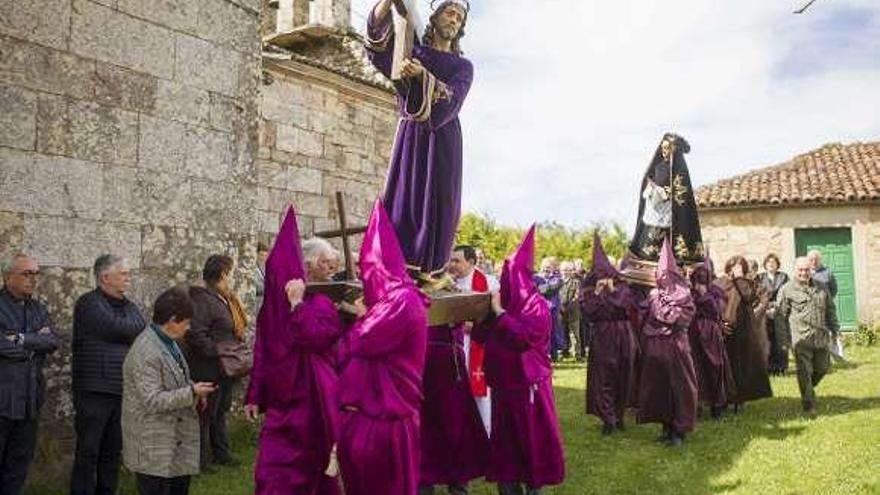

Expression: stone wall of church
xmin=257 ymin=58 xmax=397 ymax=244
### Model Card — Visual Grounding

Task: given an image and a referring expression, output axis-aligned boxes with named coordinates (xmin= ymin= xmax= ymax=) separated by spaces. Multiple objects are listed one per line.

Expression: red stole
xmin=469 ymin=269 xmax=489 ymax=397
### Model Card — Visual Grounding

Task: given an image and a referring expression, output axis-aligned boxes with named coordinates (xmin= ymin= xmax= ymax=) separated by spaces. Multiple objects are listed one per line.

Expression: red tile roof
xmin=696 ymin=141 xmax=880 ymax=209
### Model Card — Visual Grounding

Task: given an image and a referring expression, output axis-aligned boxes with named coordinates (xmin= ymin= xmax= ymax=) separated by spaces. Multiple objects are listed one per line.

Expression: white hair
xmin=93 ymin=254 xmax=126 ymax=286
xmin=794 ymin=256 xmax=811 ymax=269
xmin=1 ymin=254 xmax=32 ymax=276
xmin=559 ymin=261 xmax=574 ymax=271
xmin=302 ymin=238 xmax=336 ymax=267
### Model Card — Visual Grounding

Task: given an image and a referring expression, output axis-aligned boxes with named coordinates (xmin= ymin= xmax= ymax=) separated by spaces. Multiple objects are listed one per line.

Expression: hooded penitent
xmin=636 ymin=237 xmax=698 ymax=435
xmin=246 ymin=206 xmax=345 ymax=495
xmin=688 ymin=248 xmax=734 ymax=410
xmin=475 ymin=225 xmax=565 ymax=488
xmin=337 ymin=199 xmax=429 ymax=495
xmin=583 ymin=232 xmax=638 ymax=428
xmin=500 ymin=225 xmax=541 ymax=316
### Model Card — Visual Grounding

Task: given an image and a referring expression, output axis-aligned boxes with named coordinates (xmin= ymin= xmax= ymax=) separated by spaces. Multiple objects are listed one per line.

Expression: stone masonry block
xmin=102 ymin=165 xmax=193 ymax=227
xmin=0 ymin=212 xmax=24 ymax=264
xmin=183 ymin=126 xmax=233 ymax=180
xmin=117 ymin=0 xmax=199 ymax=34
xmin=37 ymin=95 xmax=139 ymax=165
xmin=0 ymin=35 xmax=94 ymax=100
xmin=197 ymin=0 xmax=259 ymax=54
xmin=175 ymin=33 xmax=241 ymax=97
xmin=0 ymin=84 xmax=36 ymax=150
xmin=71 ymin=0 xmax=176 ymax=79
xmin=23 ymin=216 xmax=140 ymax=268
xmin=0 ymin=148 xmax=103 ymax=219
xmin=92 ymin=62 xmax=158 ymax=112
xmin=0 ymin=0 xmax=71 ymax=49
xmin=138 ymin=114 xmax=188 ymax=173
xmin=287 ymin=166 xmax=323 ymax=194
xmin=153 ymin=80 xmax=211 ymax=126
xmin=276 ymin=124 xmax=324 ymax=157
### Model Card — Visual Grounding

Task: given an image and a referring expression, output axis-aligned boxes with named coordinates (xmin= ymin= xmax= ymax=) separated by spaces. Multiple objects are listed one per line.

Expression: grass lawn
xmin=28 ymin=346 xmax=880 ymax=494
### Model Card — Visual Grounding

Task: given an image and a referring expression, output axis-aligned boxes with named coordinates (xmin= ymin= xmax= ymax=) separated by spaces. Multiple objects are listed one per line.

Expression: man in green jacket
xmin=776 ymin=257 xmax=839 ymax=417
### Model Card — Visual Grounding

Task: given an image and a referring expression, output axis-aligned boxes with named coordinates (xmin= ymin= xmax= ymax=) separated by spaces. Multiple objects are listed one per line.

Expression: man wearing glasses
xmin=0 ymin=254 xmax=59 ymax=495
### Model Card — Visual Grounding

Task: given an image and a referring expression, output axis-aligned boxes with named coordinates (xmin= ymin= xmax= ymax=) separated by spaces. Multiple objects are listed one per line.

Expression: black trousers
xmin=70 ymin=391 xmax=123 ymax=495
xmin=135 ymin=473 xmax=191 ymax=495
xmin=0 ymin=416 xmax=38 ymax=495
xmin=199 ymin=377 xmax=235 ymax=465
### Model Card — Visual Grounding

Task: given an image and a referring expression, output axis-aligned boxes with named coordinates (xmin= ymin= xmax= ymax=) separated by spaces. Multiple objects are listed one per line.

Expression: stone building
xmin=696 ymin=141 xmax=880 ymax=330
xmin=0 ymin=0 xmax=396 ymax=481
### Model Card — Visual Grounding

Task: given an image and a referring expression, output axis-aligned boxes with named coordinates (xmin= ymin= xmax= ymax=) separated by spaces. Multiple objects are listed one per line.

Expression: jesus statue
xmin=365 ymin=0 xmax=474 ymax=274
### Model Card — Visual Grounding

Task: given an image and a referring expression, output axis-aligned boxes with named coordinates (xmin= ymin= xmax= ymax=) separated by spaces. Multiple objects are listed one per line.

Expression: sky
xmin=350 ymin=0 xmax=880 ymax=232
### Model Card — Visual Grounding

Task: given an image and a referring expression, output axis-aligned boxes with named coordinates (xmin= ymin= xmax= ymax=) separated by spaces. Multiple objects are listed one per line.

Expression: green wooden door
xmin=795 ymin=228 xmax=858 ymax=330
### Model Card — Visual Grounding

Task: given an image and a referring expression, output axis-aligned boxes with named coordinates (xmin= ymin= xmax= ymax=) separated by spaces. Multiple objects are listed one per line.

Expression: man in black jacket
xmin=0 ymin=254 xmax=59 ymax=495
xmin=70 ymin=254 xmax=145 ymax=495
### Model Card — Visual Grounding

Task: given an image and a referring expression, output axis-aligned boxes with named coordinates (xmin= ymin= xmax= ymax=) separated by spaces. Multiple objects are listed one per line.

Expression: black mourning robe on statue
xmin=629 ymin=134 xmax=704 ymax=264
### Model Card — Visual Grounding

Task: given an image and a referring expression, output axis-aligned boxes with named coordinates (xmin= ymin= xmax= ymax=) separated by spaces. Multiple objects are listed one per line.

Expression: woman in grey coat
xmin=122 ymin=286 xmax=216 ymax=495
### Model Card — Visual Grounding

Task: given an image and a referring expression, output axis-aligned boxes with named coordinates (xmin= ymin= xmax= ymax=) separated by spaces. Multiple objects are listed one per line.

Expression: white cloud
xmin=351 ymin=0 xmax=880 ymax=232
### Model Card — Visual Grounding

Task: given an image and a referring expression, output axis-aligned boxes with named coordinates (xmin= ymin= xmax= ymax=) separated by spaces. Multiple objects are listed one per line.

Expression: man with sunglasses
xmin=0 ymin=254 xmax=59 ymax=495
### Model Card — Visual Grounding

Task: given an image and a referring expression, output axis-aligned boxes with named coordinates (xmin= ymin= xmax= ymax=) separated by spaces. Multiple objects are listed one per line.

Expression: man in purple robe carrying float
xmin=365 ymin=0 xmax=474 ymax=274
xmin=474 ymin=226 xmax=566 ymax=495
xmin=336 ymin=199 xmax=430 ymax=495
xmin=245 ymin=207 xmax=347 ymax=495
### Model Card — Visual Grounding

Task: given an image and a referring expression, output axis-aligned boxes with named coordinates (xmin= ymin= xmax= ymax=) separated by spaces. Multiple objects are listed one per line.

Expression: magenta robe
xmin=336 ymin=286 xmax=428 ymax=495
xmin=474 ymin=301 xmax=565 ymax=488
xmin=246 ymin=294 xmax=344 ymax=495
xmin=365 ymin=10 xmax=474 ymax=272
xmin=689 ymin=286 xmax=734 ymax=409
xmin=582 ymin=284 xmax=637 ymax=426
xmin=420 ymin=324 xmax=489 ymax=486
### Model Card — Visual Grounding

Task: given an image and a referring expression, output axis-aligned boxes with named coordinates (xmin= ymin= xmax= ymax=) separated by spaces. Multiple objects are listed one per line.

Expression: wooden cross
xmin=313 ymin=191 xmax=366 ymax=282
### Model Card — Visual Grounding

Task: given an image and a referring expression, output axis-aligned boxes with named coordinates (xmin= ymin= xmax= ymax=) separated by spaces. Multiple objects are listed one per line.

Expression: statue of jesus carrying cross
xmin=365 ymin=0 xmax=474 ymax=275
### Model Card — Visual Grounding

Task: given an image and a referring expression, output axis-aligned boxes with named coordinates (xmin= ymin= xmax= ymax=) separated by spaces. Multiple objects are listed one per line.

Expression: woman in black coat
xmin=184 ymin=254 xmax=249 ymax=469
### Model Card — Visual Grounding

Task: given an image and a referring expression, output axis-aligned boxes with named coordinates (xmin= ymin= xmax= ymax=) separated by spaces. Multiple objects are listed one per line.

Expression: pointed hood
xmin=500 ymin=225 xmax=537 ymax=313
xmin=690 ymin=246 xmax=715 ymax=286
xmin=656 ymin=236 xmax=691 ymax=304
xmin=359 ymin=199 xmax=413 ymax=306
xmin=246 ymin=206 xmax=306 ymax=408
xmin=586 ymin=232 xmax=618 ymax=285
xmin=266 ymin=206 xmax=305 ymax=284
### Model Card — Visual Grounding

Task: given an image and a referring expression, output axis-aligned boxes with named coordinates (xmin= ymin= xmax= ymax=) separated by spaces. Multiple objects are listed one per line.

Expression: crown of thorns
xmin=431 ymin=0 xmax=471 ymax=13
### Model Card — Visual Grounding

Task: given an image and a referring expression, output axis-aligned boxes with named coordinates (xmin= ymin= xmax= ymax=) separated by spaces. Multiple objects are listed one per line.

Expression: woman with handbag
xmin=184 ymin=254 xmax=251 ymax=471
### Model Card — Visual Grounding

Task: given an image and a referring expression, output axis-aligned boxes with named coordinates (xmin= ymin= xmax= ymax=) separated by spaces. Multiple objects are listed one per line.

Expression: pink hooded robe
xmin=473 ymin=226 xmax=565 ymax=488
xmin=336 ymin=199 xmax=429 ymax=495
xmin=245 ymin=207 xmax=345 ymax=495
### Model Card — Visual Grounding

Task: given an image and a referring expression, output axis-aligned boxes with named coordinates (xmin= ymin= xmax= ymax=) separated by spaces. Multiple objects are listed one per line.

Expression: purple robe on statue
xmin=688 ymin=255 xmax=734 ymax=411
xmin=637 ymin=238 xmax=698 ymax=435
xmin=337 ymin=199 xmax=429 ymax=495
xmin=365 ymin=8 xmax=474 ymax=272
xmin=420 ymin=324 xmax=489 ymax=487
xmin=246 ymin=207 xmax=344 ymax=495
xmin=473 ymin=226 xmax=565 ymax=489
xmin=582 ymin=234 xmax=637 ymax=428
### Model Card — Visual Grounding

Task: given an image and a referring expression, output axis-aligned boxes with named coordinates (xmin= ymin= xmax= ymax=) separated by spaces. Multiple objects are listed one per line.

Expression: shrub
xmin=854 ymin=321 xmax=879 ymax=347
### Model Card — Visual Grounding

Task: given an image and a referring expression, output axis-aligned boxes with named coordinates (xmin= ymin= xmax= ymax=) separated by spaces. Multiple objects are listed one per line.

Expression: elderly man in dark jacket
xmin=70 ymin=254 xmax=145 ymax=495
xmin=0 ymin=254 xmax=59 ymax=495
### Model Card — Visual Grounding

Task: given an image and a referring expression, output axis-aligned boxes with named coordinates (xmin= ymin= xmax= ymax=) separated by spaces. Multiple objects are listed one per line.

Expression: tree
xmin=455 ymin=212 xmax=630 ymax=270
